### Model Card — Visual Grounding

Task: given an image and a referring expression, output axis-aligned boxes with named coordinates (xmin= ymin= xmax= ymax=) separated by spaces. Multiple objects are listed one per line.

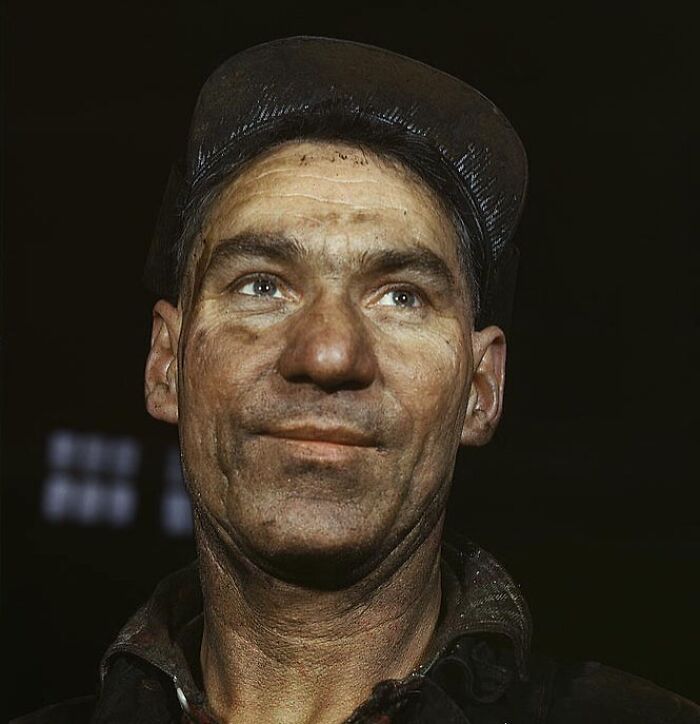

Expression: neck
xmin=196 ymin=518 xmax=445 ymax=724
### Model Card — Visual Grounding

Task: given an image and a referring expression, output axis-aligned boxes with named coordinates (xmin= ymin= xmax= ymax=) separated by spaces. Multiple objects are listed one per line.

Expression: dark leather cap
xmin=144 ymin=36 xmax=527 ymax=328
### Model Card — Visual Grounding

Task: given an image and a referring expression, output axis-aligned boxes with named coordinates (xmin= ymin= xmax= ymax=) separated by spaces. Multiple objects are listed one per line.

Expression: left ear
xmin=460 ymin=325 xmax=506 ymax=447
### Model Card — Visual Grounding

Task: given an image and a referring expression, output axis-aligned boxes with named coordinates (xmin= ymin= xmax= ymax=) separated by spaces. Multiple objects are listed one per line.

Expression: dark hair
xmin=174 ymin=103 xmax=485 ymax=317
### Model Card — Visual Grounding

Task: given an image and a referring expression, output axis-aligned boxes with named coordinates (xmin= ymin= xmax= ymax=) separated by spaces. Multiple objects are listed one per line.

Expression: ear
xmin=460 ymin=325 xmax=506 ymax=447
xmin=144 ymin=299 xmax=181 ymax=424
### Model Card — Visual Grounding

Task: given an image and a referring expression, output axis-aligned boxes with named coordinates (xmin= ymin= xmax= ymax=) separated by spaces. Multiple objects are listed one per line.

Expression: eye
xmin=237 ymin=275 xmax=284 ymax=298
xmin=377 ymin=288 xmax=421 ymax=308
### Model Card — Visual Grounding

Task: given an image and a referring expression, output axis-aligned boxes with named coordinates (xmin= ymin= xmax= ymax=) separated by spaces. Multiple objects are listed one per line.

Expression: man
xmin=16 ymin=37 xmax=699 ymax=723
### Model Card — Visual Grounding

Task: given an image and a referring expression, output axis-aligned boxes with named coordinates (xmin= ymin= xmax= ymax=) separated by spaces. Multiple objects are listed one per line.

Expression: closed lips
xmin=263 ymin=425 xmax=377 ymax=447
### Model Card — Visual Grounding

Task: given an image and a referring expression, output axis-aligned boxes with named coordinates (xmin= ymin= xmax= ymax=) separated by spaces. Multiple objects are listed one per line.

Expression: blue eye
xmin=378 ymin=289 xmax=420 ymax=308
xmin=238 ymin=276 xmax=283 ymax=298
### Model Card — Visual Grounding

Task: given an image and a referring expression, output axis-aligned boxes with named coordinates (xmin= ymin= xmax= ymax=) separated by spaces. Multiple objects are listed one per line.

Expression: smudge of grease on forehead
xmin=214 ymin=141 xmax=456 ymax=240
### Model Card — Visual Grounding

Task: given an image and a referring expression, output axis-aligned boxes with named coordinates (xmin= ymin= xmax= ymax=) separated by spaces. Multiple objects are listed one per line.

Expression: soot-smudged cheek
xmin=182 ymin=319 xmax=273 ymax=399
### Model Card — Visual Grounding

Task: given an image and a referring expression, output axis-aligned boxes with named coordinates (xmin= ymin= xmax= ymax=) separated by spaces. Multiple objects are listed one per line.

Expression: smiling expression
xmin=168 ymin=139 xmax=483 ymax=584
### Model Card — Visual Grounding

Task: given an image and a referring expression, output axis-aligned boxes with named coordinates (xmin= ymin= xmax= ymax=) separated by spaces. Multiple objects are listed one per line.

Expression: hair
xmin=173 ymin=103 xmax=485 ymax=317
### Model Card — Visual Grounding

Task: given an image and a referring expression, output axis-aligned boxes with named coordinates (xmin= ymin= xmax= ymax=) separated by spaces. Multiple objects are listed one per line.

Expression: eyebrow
xmin=201 ymin=232 xmax=458 ymax=292
xmin=204 ymin=233 xmax=307 ymax=274
xmin=358 ymin=247 xmax=458 ymax=292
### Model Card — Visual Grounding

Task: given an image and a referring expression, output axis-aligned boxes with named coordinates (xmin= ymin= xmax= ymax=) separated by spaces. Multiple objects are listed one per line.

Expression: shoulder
xmin=10 ymin=696 xmax=96 ymax=724
xmin=537 ymin=656 xmax=700 ymax=723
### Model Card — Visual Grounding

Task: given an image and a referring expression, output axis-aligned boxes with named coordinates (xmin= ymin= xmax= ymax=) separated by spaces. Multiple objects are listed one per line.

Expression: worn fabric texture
xmin=13 ymin=538 xmax=699 ymax=723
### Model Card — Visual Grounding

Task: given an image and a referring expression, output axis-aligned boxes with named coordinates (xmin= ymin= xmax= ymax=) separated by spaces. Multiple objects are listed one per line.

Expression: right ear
xmin=144 ymin=299 xmax=181 ymax=424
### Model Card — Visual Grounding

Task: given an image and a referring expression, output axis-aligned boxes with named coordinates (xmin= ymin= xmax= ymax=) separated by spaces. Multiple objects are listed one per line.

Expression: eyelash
xmin=226 ymin=274 xmax=426 ymax=310
xmin=376 ymin=284 xmax=424 ymax=309
xmin=228 ymin=273 xmax=286 ymax=295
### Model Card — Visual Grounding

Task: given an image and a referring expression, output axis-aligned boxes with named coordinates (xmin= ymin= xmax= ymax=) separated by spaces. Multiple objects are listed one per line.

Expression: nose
xmin=277 ymin=293 xmax=378 ymax=391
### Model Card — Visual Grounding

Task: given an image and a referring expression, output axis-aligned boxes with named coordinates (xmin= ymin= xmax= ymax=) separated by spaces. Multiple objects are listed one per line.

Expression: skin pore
xmin=144 ymin=140 xmax=506 ymax=723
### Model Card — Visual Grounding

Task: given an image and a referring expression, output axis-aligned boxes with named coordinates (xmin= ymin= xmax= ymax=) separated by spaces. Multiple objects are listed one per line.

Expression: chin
xmin=246 ymin=501 xmax=391 ymax=589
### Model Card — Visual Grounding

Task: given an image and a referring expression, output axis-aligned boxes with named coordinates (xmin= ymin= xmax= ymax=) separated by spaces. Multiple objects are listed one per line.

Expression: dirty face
xmin=146 ymin=139 xmax=505 ymax=585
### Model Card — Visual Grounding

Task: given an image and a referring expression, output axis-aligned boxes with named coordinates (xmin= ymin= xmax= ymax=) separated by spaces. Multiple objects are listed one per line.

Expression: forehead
xmin=196 ymin=138 xmax=461 ymax=272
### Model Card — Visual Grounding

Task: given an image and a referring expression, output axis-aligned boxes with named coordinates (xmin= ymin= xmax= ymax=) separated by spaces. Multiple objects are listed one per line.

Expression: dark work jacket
xmin=13 ymin=539 xmax=700 ymax=723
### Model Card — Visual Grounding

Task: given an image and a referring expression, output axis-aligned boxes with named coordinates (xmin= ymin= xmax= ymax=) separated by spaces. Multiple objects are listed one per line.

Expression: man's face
xmin=147 ymin=140 xmax=504 ymax=585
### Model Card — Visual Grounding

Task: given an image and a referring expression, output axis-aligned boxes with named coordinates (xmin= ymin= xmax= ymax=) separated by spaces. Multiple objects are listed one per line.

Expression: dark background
xmin=3 ymin=1 xmax=698 ymax=719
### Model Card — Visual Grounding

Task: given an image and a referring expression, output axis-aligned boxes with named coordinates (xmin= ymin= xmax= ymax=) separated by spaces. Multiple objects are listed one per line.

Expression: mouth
xmin=262 ymin=423 xmax=378 ymax=448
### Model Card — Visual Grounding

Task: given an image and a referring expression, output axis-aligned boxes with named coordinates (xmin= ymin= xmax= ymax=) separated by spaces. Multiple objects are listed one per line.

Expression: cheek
xmin=379 ymin=325 xmax=470 ymax=442
xmin=180 ymin=312 xmax=269 ymax=410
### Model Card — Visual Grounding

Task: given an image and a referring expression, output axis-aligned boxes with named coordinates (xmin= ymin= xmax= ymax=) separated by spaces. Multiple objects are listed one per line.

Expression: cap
xmin=144 ymin=36 xmax=527 ymax=328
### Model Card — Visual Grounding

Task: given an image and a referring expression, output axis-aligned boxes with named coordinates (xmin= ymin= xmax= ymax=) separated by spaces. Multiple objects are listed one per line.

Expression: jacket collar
xmin=100 ymin=535 xmax=532 ymax=713
xmin=424 ymin=536 xmax=531 ymax=677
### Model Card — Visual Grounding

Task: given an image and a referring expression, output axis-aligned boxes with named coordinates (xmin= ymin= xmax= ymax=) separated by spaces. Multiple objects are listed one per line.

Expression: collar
xmin=100 ymin=535 xmax=532 ymax=716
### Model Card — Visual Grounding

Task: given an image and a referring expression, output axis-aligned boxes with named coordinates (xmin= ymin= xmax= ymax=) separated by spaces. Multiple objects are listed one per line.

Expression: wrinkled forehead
xmin=183 ymin=139 xmax=463 ymax=298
